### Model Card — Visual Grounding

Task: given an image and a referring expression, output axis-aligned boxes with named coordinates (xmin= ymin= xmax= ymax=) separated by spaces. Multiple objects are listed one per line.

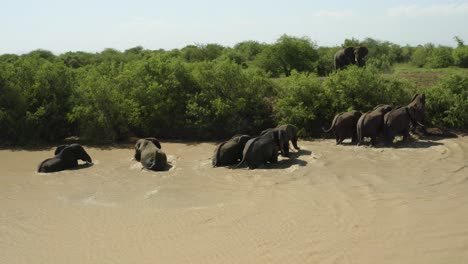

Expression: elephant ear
xmin=356 ymin=46 xmax=368 ymax=57
xmin=145 ymin=137 xmax=161 ymax=149
xmin=54 ymin=144 xmax=69 ymax=155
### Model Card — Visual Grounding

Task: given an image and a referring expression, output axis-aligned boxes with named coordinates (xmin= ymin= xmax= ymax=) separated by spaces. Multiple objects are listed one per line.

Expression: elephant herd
xmin=37 ymin=93 xmax=425 ymax=173
xmin=37 ymin=138 xmax=168 ymax=173
xmin=322 ymin=93 xmax=426 ymax=146
xmin=37 ymin=125 xmax=300 ymax=173
xmin=212 ymin=124 xmax=300 ymax=169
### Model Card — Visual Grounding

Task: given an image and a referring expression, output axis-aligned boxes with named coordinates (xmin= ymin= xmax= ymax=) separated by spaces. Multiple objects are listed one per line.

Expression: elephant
xmin=134 ymin=138 xmax=167 ymax=171
xmin=260 ymin=124 xmax=300 ymax=157
xmin=334 ymin=46 xmax=369 ymax=70
xmin=38 ymin=144 xmax=92 ymax=173
xmin=356 ymin=104 xmax=393 ymax=146
xmin=384 ymin=94 xmax=426 ymax=145
xmin=212 ymin=134 xmax=251 ymax=167
xmin=322 ymin=110 xmax=362 ymax=144
xmin=134 ymin=137 xmax=162 ymax=162
xmin=236 ymin=130 xmax=281 ymax=169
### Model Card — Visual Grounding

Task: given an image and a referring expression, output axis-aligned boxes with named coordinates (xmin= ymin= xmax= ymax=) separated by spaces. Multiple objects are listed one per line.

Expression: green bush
xmin=322 ymin=66 xmax=412 ymax=116
xmin=426 ymin=74 xmax=468 ymax=129
xmin=186 ymin=59 xmax=274 ymax=138
xmin=273 ymin=71 xmax=327 ymax=136
xmin=453 ymin=46 xmax=468 ymax=68
xmin=426 ymin=46 xmax=454 ymax=68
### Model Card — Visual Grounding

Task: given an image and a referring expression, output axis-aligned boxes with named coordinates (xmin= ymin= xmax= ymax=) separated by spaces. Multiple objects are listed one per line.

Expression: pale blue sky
xmin=1 ymin=0 xmax=468 ymax=54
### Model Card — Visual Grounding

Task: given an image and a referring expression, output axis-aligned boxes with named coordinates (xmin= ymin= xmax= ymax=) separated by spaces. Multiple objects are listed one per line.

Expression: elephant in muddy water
xmin=38 ymin=144 xmax=92 ymax=173
xmin=134 ymin=138 xmax=167 ymax=171
xmin=322 ymin=110 xmax=362 ymax=144
xmin=236 ymin=130 xmax=281 ymax=170
xmin=212 ymin=134 xmax=251 ymax=167
xmin=384 ymin=93 xmax=426 ymax=145
xmin=134 ymin=137 xmax=162 ymax=162
xmin=334 ymin=46 xmax=369 ymax=70
xmin=357 ymin=104 xmax=393 ymax=146
xmin=260 ymin=124 xmax=300 ymax=157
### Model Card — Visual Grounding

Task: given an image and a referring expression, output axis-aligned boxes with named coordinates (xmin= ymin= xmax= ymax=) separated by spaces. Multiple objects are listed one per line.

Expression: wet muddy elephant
xmin=260 ymin=124 xmax=299 ymax=157
xmin=134 ymin=138 xmax=167 ymax=171
xmin=212 ymin=134 xmax=251 ymax=167
xmin=357 ymin=105 xmax=393 ymax=146
xmin=134 ymin=137 xmax=162 ymax=161
xmin=323 ymin=110 xmax=362 ymax=144
xmin=237 ymin=130 xmax=281 ymax=169
xmin=38 ymin=144 xmax=92 ymax=173
xmin=384 ymin=93 xmax=426 ymax=145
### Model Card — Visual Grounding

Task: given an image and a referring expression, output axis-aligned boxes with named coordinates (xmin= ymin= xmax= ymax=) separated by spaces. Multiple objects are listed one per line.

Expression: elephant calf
xmin=134 ymin=138 xmax=167 ymax=171
xmin=237 ymin=130 xmax=281 ymax=169
xmin=212 ymin=134 xmax=251 ymax=167
xmin=323 ymin=110 xmax=362 ymax=144
xmin=260 ymin=124 xmax=299 ymax=157
xmin=38 ymin=144 xmax=92 ymax=173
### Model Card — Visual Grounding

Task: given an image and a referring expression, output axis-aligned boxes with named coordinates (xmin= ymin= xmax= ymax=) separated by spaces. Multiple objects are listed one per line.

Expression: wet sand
xmin=1 ymin=137 xmax=468 ymax=263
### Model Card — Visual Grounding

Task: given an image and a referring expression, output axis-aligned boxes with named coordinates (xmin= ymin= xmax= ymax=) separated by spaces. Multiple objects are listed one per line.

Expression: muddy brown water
xmin=1 ymin=138 xmax=468 ymax=263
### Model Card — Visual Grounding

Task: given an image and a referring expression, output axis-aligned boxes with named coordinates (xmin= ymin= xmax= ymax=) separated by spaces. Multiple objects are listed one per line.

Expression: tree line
xmin=0 ymin=35 xmax=467 ymax=145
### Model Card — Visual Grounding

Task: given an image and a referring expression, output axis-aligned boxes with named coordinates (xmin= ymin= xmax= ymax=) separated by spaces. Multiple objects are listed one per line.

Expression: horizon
xmin=2 ymin=0 xmax=468 ymax=55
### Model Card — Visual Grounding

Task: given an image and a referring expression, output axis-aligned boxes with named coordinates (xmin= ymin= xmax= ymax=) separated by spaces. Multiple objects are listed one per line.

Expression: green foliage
xmin=2 ymin=37 xmax=468 ymax=145
xmin=186 ymin=59 xmax=274 ymax=138
xmin=426 ymin=74 xmax=468 ymax=129
xmin=453 ymin=46 xmax=468 ymax=68
xmin=322 ymin=66 xmax=412 ymax=116
xmin=410 ymin=44 xmax=434 ymax=67
xmin=273 ymin=71 xmax=326 ymax=136
xmin=426 ymin=46 xmax=454 ymax=68
xmin=254 ymin=35 xmax=318 ymax=77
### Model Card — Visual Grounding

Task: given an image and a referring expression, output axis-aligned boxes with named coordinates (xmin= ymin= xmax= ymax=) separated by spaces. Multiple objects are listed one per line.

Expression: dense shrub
xmin=273 ymin=71 xmax=327 ymax=136
xmin=426 ymin=74 xmax=468 ymax=129
xmin=322 ymin=66 xmax=412 ymax=117
xmin=453 ymin=46 xmax=468 ymax=68
xmin=186 ymin=59 xmax=274 ymax=139
xmin=426 ymin=46 xmax=454 ymax=68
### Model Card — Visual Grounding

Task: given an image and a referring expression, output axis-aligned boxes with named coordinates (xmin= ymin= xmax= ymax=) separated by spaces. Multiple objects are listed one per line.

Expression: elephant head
xmin=407 ymin=93 xmax=426 ymax=128
xmin=354 ymin=47 xmax=369 ymax=67
xmin=62 ymin=144 xmax=93 ymax=164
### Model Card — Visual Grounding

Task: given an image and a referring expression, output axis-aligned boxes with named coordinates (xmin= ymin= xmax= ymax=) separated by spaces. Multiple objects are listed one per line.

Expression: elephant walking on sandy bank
xmin=384 ymin=93 xmax=426 ymax=145
xmin=212 ymin=134 xmax=251 ymax=167
xmin=134 ymin=138 xmax=167 ymax=171
xmin=323 ymin=110 xmax=362 ymax=144
xmin=357 ymin=105 xmax=393 ymax=146
xmin=38 ymin=144 xmax=93 ymax=173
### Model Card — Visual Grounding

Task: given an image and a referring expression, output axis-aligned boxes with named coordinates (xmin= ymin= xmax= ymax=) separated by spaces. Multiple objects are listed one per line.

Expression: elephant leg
xmin=370 ymin=136 xmax=377 ymax=147
xmin=335 ymin=135 xmax=340 ymax=144
xmin=283 ymin=142 xmax=290 ymax=157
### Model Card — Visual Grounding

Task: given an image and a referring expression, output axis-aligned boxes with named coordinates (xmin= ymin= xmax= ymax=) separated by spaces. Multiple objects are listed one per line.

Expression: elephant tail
xmin=235 ymin=137 xmax=258 ymax=169
xmin=322 ymin=113 xmax=340 ymax=133
xmin=212 ymin=141 xmax=226 ymax=167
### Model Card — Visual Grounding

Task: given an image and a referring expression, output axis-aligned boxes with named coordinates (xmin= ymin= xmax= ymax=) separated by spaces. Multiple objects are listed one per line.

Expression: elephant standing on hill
xmin=134 ymin=138 xmax=167 ymax=171
xmin=260 ymin=124 xmax=300 ymax=157
xmin=212 ymin=134 xmax=251 ymax=167
xmin=322 ymin=110 xmax=362 ymax=144
xmin=356 ymin=105 xmax=393 ymax=146
xmin=384 ymin=93 xmax=426 ymax=145
xmin=38 ymin=144 xmax=93 ymax=173
xmin=334 ymin=46 xmax=369 ymax=70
